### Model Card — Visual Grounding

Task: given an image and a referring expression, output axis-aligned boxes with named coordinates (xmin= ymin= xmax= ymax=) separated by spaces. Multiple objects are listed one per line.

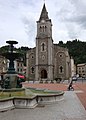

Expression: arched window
xmin=31 ymin=67 xmax=34 ymax=73
xmin=42 ymin=43 xmax=45 ymax=51
xmin=41 ymin=43 xmax=45 ymax=51
xmin=40 ymin=25 xmax=47 ymax=32
xmin=59 ymin=66 xmax=63 ymax=73
xmin=31 ymin=55 xmax=34 ymax=58
xmin=40 ymin=26 xmax=42 ymax=32
xmin=43 ymin=26 xmax=45 ymax=32
xmin=45 ymin=26 xmax=47 ymax=31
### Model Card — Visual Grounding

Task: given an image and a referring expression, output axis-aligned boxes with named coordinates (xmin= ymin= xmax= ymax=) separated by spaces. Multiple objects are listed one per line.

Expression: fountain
xmin=1 ymin=40 xmax=22 ymax=88
xmin=0 ymin=40 xmax=64 ymax=112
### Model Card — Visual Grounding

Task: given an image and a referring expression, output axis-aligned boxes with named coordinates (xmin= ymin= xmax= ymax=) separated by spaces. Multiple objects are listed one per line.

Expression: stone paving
xmin=0 ymin=91 xmax=86 ymax=120
xmin=23 ymin=82 xmax=86 ymax=109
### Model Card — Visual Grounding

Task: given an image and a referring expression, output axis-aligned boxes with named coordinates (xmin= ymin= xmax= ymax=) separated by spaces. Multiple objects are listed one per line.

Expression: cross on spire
xmin=44 ymin=0 xmax=45 ymax=3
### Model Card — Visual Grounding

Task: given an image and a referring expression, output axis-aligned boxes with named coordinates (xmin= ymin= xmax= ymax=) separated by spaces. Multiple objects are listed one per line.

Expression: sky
xmin=0 ymin=0 xmax=86 ymax=48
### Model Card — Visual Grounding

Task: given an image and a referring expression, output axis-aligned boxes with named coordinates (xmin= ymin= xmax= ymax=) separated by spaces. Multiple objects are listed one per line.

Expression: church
xmin=26 ymin=3 xmax=71 ymax=82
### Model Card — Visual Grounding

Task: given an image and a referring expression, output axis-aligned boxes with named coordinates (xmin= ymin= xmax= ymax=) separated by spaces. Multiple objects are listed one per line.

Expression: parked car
xmin=72 ymin=75 xmax=77 ymax=81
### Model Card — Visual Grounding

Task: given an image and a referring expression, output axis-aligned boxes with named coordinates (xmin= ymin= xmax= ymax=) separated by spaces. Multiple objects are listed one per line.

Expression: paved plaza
xmin=0 ymin=91 xmax=86 ymax=120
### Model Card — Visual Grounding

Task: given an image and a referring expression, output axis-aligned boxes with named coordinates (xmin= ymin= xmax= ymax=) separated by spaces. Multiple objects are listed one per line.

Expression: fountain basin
xmin=0 ymin=88 xmax=64 ymax=112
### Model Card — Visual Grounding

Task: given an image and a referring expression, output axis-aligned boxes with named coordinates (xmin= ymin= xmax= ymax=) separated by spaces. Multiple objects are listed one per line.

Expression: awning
xmin=17 ymin=74 xmax=25 ymax=79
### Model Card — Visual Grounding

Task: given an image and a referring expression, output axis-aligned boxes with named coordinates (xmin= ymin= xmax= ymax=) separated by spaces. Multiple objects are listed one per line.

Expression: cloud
xmin=53 ymin=0 xmax=86 ymax=40
xmin=0 ymin=0 xmax=86 ymax=47
xmin=22 ymin=16 xmax=36 ymax=47
xmin=68 ymin=0 xmax=86 ymax=29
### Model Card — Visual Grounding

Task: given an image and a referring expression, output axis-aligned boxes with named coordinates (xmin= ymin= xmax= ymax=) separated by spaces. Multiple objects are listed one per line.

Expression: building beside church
xmin=77 ymin=63 xmax=86 ymax=78
xmin=26 ymin=4 xmax=71 ymax=81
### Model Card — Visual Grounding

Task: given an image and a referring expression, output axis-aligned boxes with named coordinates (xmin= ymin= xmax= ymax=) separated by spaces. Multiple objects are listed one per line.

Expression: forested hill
xmin=58 ymin=39 xmax=86 ymax=64
xmin=0 ymin=39 xmax=86 ymax=65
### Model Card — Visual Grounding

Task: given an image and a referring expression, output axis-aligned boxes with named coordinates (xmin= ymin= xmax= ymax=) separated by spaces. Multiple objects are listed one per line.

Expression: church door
xmin=41 ymin=69 xmax=47 ymax=78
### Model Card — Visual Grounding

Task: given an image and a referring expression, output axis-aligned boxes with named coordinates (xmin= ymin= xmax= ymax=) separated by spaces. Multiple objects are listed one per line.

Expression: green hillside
xmin=58 ymin=39 xmax=86 ymax=64
xmin=0 ymin=39 xmax=86 ymax=65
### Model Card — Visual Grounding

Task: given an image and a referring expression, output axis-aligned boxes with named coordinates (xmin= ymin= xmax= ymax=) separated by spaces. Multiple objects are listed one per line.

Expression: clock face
xmin=41 ymin=20 xmax=45 ymax=23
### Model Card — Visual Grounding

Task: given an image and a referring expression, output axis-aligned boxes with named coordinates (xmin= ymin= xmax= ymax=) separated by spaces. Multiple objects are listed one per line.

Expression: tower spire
xmin=39 ymin=3 xmax=49 ymax=21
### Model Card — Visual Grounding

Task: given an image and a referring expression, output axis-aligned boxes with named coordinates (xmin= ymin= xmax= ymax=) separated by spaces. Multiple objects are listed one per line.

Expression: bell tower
xmin=37 ymin=3 xmax=52 ymax=38
xmin=35 ymin=3 xmax=54 ymax=81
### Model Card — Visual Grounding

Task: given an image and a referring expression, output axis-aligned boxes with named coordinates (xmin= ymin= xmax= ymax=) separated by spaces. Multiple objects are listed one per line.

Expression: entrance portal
xmin=41 ymin=69 xmax=47 ymax=79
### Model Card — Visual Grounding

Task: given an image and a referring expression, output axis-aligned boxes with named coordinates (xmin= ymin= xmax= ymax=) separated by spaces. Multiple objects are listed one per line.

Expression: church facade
xmin=26 ymin=4 xmax=71 ymax=81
